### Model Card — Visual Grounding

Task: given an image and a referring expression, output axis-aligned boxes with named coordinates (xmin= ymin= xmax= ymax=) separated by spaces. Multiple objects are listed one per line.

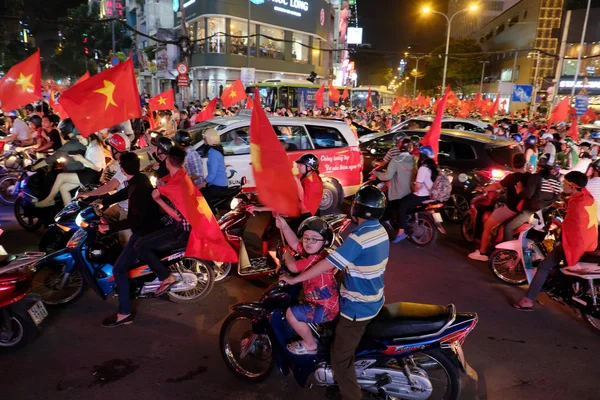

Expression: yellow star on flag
xmin=585 ymin=202 xmax=598 ymax=229
xmin=250 ymin=143 xmax=262 ymax=172
xmin=15 ymin=72 xmax=34 ymax=92
xmin=158 ymin=96 xmax=167 ymax=105
xmin=229 ymin=90 xmax=237 ymax=99
xmin=93 ymin=80 xmax=118 ymax=110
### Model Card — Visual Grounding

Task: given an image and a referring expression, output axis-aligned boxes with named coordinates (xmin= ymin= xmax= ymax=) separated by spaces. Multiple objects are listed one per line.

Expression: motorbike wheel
xmin=39 ymin=228 xmax=71 ymax=254
xmin=0 ymin=175 xmax=18 ymax=205
xmin=0 ymin=310 xmax=38 ymax=353
xmin=408 ymin=215 xmax=437 ymax=246
xmin=220 ymin=311 xmax=274 ymax=382
xmin=31 ymin=264 xmax=85 ymax=306
xmin=443 ymin=194 xmax=470 ymax=223
xmin=212 ymin=261 xmax=233 ymax=282
xmin=461 ymin=214 xmax=475 ymax=243
xmin=14 ymin=197 xmax=44 ymax=232
xmin=488 ymin=249 xmax=527 ymax=285
xmin=583 ymin=283 xmax=600 ymax=334
xmin=167 ymin=258 xmax=215 ymax=303
xmin=403 ymin=349 xmax=461 ymax=400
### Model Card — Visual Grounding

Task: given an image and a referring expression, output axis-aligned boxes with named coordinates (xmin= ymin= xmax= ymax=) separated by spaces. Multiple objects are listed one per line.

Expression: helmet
xmin=297 ymin=217 xmax=334 ymax=248
xmin=392 ymin=133 xmax=407 ymax=144
xmin=173 ymin=129 xmax=192 ymax=146
xmin=107 ymin=132 xmax=131 ymax=153
xmin=590 ymin=131 xmax=600 ymax=140
xmin=410 ymin=135 xmax=421 ymax=144
xmin=524 ymin=135 xmax=538 ymax=145
xmin=156 ymin=136 xmax=174 ymax=153
xmin=563 ymin=138 xmax=576 ymax=147
xmin=28 ymin=115 xmax=42 ymax=128
xmin=590 ymin=159 xmax=600 ymax=173
xmin=204 ymin=128 xmax=220 ymax=145
xmin=398 ymin=138 xmax=412 ymax=152
xmin=295 ymin=153 xmax=319 ymax=171
xmin=351 ymin=185 xmax=387 ymax=221
xmin=537 ymin=153 xmax=555 ymax=169
xmin=419 ymin=145 xmax=435 ymax=159
xmin=6 ymin=110 xmax=18 ymax=118
xmin=541 ymin=133 xmax=554 ymax=141
xmin=512 ymin=134 xmax=523 ymax=143
xmin=57 ymin=118 xmax=75 ymax=136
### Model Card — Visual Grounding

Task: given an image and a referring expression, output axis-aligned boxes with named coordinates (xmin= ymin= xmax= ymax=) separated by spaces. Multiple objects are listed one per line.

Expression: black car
xmin=361 ymin=129 xmax=522 ymax=222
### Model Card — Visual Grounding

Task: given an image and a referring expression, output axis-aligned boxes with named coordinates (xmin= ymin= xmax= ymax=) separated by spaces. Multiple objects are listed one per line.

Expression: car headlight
xmin=230 ymin=197 xmax=240 ymax=210
xmin=75 ymin=213 xmax=88 ymax=228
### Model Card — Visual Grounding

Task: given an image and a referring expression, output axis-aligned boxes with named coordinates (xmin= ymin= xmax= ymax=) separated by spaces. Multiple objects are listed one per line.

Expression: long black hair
xmin=209 ymin=143 xmax=225 ymax=155
xmin=419 ymin=156 xmax=439 ymax=182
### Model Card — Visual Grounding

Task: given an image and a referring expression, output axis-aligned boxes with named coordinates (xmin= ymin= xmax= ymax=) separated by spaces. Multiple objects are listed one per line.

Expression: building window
xmin=292 ymin=32 xmax=309 ymax=64
xmin=229 ymin=19 xmax=256 ymax=56
xmin=501 ymin=68 xmax=513 ymax=81
xmin=196 ymin=18 xmax=205 ymax=53
xmin=508 ymin=15 xmax=519 ymax=27
xmin=207 ymin=17 xmax=226 ymax=53
xmin=259 ymin=26 xmax=285 ymax=60
xmin=496 ymin=24 xmax=505 ymax=35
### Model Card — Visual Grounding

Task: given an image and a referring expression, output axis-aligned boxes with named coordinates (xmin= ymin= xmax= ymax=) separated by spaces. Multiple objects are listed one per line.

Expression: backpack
xmin=430 ymin=172 xmax=452 ymax=202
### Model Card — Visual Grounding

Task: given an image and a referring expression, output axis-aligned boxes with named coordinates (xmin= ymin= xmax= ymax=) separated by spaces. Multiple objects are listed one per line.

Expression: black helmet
xmin=156 ymin=136 xmax=174 ymax=153
xmin=537 ymin=153 xmax=555 ymax=169
xmin=398 ymin=137 xmax=412 ymax=152
xmin=57 ymin=118 xmax=75 ymax=136
xmin=590 ymin=159 xmax=600 ymax=174
xmin=351 ymin=185 xmax=387 ymax=220
xmin=174 ymin=129 xmax=192 ymax=146
xmin=29 ymin=115 xmax=42 ymax=129
xmin=410 ymin=135 xmax=421 ymax=144
xmin=295 ymin=153 xmax=319 ymax=172
xmin=297 ymin=216 xmax=334 ymax=248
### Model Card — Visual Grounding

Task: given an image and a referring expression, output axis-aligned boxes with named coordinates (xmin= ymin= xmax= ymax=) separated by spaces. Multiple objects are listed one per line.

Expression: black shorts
xmin=76 ymin=168 xmax=102 ymax=185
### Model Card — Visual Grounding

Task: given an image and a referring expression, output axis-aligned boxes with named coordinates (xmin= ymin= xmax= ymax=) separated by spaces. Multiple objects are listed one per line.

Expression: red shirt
xmin=300 ymin=172 xmax=323 ymax=216
xmin=295 ymin=243 xmax=339 ymax=316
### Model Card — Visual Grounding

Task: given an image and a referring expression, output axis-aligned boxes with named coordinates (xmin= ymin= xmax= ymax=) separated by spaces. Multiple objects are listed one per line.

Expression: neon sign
xmin=251 ymin=0 xmax=309 ymax=17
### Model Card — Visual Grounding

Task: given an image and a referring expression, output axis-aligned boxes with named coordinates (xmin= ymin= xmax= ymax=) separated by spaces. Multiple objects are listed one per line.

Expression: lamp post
xmin=479 ymin=60 xmax=489 ymax=93
xmin=422 ymin=5 xmax=478 ymax=94
xmin=405 ymin=53 xmax=430 ymax=98
xmin=528 ymin=51 xmax=541 ymax=120
xmin=570 ymin=0 xmax=592 ymax=99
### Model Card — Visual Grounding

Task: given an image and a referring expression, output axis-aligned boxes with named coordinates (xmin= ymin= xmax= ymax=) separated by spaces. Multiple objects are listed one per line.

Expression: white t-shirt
xmin=111 ymin=165 xmax=129 ymax=211
xmin=587 ymin=177 xmax=600 ymax=222
xmin=11 ymin=119 xmax=31 ymax=141
xmin=414 ymin=166 xmax=433 ymax=197
xmin=84 ymin=143 xmax=106 ymax=171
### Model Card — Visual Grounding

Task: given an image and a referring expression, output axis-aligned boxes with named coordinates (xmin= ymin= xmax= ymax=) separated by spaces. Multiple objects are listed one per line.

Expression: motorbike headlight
xmin=75 ymin=213 xmax=88 ymax=228
xmin=150 ymin=175 xmax=157 ymax=188
xmin=230 ymin=197 xmax=240 ymax=210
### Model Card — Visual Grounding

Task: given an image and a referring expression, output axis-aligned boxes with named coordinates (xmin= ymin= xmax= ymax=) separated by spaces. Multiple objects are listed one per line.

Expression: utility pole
xmin=529 ymin=51 xmax=540 ymax=120
xmin=570 ymin=0 xmax=592 ymax=100
xmin=247 ymin=0 xmax=251 ymax=68
xmin=551 ymin=10 xmax=571 ymax=106
xmin=479 ymin=61 xmax=489 ymax=93
xmin=111 ymin=0 xmax=116 ymax=53
xmin=180 ymin=0 xmax=190 ymax=106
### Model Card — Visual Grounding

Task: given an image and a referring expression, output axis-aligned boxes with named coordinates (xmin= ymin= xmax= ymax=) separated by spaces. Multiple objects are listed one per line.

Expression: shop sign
xmin=511 ymin=85 xmax=532 ymax=103
xmin=250 ymin=0 xmax=309 ymax=17
xmin=575 ymin=94 xmax=589 ymax=116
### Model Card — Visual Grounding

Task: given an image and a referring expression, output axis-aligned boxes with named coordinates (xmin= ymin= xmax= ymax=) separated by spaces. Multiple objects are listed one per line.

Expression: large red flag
xmin=250 ymin=88 xmax=300 ymax=217
xmin=315 ymin=84 xmax=325 ymax=108
xmin=50 ymin=71 xmax=90 ymax=120
xmin=581 ymin=108 xmax=597 ymax=124
xmin=148 ymin=89 xmax=174 ymax=111
xmin=489 ymin=93 xmax=500 ymax=117
xmin=391 ymin=97 xmax=400 ymax=115
xmin=549 ymin=97 xmax=570 ymax=124
xmin=158 ymin=168 xmax=237 ymax=262
xmin=328 ymin=82 xmax=340 ymax=103
xmin=421 ymin=90 xmax=449 ymax=162
xmin=567 ymin=117 xmax=580 ymax=141
xmin=0 ymin=49 xmax=42 ymax=111
xmin=562 ymin=188 xmax=598 ymax=266
xmin=342 ymin=87 xmax=349 ymax=100
xmin=194 ymin=98 xmax=217 ymax=124
xmin=74 ymin=71 xmax=90 ymax=86
xmin=59 ymin=58 xmax=141 ymax=137
xmin=366 ymin=87 xmax=373 ymax=111
xmin=245 ymin=94 xmax=253 ymax=109
xmin=221 ymin=78 xmax=246 ymax=109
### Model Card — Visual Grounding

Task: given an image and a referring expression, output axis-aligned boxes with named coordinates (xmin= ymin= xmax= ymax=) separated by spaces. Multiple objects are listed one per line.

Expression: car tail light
xmin=477 ymin=169 xmax=509 ymax=181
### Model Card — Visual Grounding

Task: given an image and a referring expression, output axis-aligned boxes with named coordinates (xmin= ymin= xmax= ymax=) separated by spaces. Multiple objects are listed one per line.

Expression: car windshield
xmin=486 ymin=144 xmax=521 ymax=169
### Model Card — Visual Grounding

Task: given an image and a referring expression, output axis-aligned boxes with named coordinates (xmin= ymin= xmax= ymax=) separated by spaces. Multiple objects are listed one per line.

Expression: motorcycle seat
xmin=365 ymin=302 xmax=455 ymax=340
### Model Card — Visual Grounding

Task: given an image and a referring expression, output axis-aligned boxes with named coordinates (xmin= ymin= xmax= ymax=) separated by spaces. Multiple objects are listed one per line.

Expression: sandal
xmin=287 ymin=341 xmax=317 ymax=355
xmin=512 ymin=302 xmax=534 ymax=312
xmin=155 ymin=279 xmax=177 ymax=296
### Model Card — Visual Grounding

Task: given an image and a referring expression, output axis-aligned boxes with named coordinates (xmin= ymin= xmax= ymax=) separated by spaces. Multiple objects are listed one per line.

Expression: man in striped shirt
xmin=280 ymin=186 xmax=389 ymax=400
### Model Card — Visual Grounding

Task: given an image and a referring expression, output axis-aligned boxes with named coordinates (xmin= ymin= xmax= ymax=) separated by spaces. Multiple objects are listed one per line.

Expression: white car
xmin=189 ymin=116 xmax=363 ymax=213
xmin=391 ymin=117 xmax=490 ymax=134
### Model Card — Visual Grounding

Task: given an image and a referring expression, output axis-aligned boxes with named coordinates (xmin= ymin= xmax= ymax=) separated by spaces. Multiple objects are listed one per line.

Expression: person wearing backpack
xmin=393 ymin=145 xmax=439 ymax=243
xmin=469 ymin=153 xmax=529 ymax=261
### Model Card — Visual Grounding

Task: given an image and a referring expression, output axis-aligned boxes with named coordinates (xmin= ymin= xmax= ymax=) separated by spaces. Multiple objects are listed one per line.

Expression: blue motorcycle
xmin=32 ymin=204 xmax=215 ymax=306
xmin=220 ymin=279 xmax=479 ymax=399
xmin=38 ymin=198 xmax=86 ymax=254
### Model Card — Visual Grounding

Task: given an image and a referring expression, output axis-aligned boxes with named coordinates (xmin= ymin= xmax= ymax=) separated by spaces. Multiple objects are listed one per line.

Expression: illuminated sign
xmin=560 ymin=79 xmax=600 ymax=89
xmin=249 ymin=0 xmax=309 ymax=17
xmin=347 ymin=27 xmax=363 ymax=44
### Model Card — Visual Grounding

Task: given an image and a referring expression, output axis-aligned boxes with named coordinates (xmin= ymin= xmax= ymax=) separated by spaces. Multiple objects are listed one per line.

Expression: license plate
xmin=432 ymin=212 xmax=444 ymax=223
xmin=27 ymin=301 xmax=48 ymax=326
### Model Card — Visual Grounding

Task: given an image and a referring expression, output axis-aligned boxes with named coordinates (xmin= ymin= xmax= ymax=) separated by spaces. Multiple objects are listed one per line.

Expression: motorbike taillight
xmin=440 ymin=315 xmax=478 ymax=346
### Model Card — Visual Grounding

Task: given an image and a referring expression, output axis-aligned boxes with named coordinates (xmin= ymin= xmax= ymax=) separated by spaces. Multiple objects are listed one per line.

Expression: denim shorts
xmin=290 ymin=302 xmax=327 ymax=324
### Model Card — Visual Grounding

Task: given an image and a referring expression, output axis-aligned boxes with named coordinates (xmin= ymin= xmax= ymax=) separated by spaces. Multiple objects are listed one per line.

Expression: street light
xmin=422 ymin=4 xmax=478 ymax=94
xmin=528 ymin=51 xmax=541 ymax=119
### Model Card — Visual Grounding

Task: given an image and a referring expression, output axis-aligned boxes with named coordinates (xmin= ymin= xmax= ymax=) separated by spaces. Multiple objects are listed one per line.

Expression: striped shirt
xmin=327 ymin=220 xmax=389 ymax=321
xmin=383 ymin=147 xmax=401 ymax=163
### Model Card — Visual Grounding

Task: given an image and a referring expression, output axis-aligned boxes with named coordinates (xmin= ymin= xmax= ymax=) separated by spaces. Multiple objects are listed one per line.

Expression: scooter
xmin=0 ymin=150 xmax=36 ymax=205
xmin=0 ymin=249 xmax=48 ymax=352
xmin=32 ymin=204 xmax=215 ymax=307
xmin=220 ymin=275 xmax=479 ymax=399
xmin=461 ymin=185 xmax=505 ymax=245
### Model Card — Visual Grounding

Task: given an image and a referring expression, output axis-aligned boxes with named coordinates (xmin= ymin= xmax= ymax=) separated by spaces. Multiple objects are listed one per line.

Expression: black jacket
xmin=102 ymin=173 xmax=162 ymax=236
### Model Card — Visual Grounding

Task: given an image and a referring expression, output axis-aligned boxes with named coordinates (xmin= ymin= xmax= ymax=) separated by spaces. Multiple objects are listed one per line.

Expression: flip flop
xmin=512 ymin=303 xmax=534 ymax=312
xmin=392 ymin=233 xmax=407 ymax=244
xmin=287 ymin=341 xmax=317 ymax=355
xmin=155 ymin=280 xmax=177 ymax=296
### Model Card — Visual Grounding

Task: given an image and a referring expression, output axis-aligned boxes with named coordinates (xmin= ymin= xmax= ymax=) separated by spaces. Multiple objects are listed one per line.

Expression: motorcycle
xmin=31 ymin=204 xmax=215 ymax=306
xmin=461 ymin=185 xmax=505 ymax=245
xmin=38 ymin=198 xmax=85 ymax=254
xmin=220 ymin=278 xmax=479 ymax=399
xmin=215 ymin=192 xmax=351 ymax=281
xmin=0 ymin=250 xmax=48 ymax=352
xmin=0 ymin=150 xmax=36 ymax=205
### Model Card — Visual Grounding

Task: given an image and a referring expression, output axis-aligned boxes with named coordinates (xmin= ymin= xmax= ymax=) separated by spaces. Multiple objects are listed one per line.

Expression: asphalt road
xmin=1 ymin=204 xmax=598 ymax=400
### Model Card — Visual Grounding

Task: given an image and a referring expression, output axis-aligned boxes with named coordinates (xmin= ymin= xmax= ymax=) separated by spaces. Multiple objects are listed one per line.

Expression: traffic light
xmin=83 ymin=33 xmax=88 ymax=55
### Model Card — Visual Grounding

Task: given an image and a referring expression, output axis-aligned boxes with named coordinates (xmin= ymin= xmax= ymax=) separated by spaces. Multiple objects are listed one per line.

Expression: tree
xmin=423 ymin=38 xmax=484 ymax=94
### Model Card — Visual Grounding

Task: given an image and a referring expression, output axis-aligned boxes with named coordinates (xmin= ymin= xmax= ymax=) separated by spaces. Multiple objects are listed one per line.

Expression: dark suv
xmin=361 ymin=129 xmax=521 ymax=222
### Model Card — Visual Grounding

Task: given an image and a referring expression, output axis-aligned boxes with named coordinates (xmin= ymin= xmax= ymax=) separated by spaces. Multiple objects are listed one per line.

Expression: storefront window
xmin=229 ymin=19 xmax=256 ymax=56
xmin=312 ymin=39 xmax=322 ymax=66
xmin=259 ymin=27 xmax=285 ymax=60
xmin=196 ymin=18 xmax=206 ymax=53
xmin=292 ymin=33 xmax=309 ymax=64
xmin=208 ymin=17 xmax=226 ymax=54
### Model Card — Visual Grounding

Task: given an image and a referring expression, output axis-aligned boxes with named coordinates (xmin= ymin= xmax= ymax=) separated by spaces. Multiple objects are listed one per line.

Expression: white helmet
xmin=541 ymin=133 xmax=554 ymax=141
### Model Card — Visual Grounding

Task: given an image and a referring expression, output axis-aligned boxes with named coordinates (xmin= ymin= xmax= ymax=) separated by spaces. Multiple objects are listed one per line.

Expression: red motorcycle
xmin=213 ymin=192 xmax=351 ymax=281
xmin=0 ymin=251 xmax=47 ymax=352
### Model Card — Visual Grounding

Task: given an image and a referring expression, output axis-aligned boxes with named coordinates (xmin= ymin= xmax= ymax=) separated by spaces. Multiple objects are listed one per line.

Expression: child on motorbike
xmin=276 ymin=215 xmax=339 ymax=355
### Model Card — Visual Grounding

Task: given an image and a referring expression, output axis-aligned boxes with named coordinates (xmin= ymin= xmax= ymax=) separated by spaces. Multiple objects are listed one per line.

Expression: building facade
xmin=175 ymin=0 xmax=336 ymax=101
xmin=449 ymin=0 xmax=520 ymax=39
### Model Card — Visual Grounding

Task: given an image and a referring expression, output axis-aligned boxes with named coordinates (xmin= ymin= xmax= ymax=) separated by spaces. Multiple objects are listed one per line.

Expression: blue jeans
xmin=112 ymin=234 xmax=141 ymax=315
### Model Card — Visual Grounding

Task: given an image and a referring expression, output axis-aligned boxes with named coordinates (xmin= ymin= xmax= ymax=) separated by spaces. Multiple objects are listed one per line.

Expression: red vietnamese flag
xmin=158 ymin=168 xmax=237 ymax=262
xmin=51 ymin=72 xmax=90 ymax=119
xmin=328 ymin=82 xmax=340 ymax=103
xmin=581 ymin=108 xmax=597 ymax=124
xmin=456 ymin=101 xmax=470 ymax=118
xmin=148 ymin=89 xmax=174 ymax=111
xmin=74 ymin=71 xmax=90 ymax=86
xmin=59 ymin=58 xmax=141 ymax=137
xmin=489 ymin=93 xmax=500 ymax=117
xmin=315 ymin=84 xmax=325 ymax=108
xmin=250 ymin=88 xmax=300 ymax=217
xmin=391 ymin=97 xmax=400 ymax=115
xmin=194 ymin=98 xmax=217 ymax=124
xmin=0 ymin=49 xmax=42 ymax=111
xmin=549 ymin=96 xmax=570 ymax=124
xmin=245 ymin=94 xmax=253 ymax=109
xmin=221 ymin=78 xmax=246 ymax=109
xmin=562 ymin=188 xmax=598 ymax=266
xmin=366 ymin=87 xmax=373 ymax=111
xmin=567 ymin=117 xmax=580 ymax=141
xmin=420 ymin=90 xmax=449 ymax=162
xmin=342 ymin=87 xmax=349 ymax=100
